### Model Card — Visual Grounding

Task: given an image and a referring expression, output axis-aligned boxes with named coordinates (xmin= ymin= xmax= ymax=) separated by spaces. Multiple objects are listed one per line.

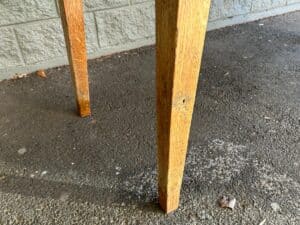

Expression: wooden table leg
xmin=156 ymin=0 xmax=211 ymax=213
xmin=58 ymin=0 xmax=91 ymax=117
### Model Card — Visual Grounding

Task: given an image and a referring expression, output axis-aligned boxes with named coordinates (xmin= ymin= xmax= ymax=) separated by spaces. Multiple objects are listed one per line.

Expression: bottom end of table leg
xmin=79 ymin=108 xmax=91 ymax=117
xmin=77 ymin=100 xmax=91 ymax=117
xmin=79 ymin=110 xmax=91 ymax=117
xmin=159 ymin=189 xmax=180 ymax=214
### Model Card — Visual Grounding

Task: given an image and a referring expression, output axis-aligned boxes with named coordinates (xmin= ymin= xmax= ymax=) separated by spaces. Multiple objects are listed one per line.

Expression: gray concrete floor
xmin=0 ymin=12 xmax=299 ymax=225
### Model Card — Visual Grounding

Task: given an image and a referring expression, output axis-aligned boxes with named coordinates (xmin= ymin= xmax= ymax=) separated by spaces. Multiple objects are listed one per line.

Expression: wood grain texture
xmin=156 ymin=0 xmax=211 ymax=213
xmin=59 ymin=0 xmax=91 ymax=117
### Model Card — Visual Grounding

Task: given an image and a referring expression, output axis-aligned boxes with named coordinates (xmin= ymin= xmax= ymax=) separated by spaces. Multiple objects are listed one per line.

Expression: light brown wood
xmin=156 ymin=0 xmax=211 ymax=213
xmin=59 ymin=0 xmax=91 ymax=117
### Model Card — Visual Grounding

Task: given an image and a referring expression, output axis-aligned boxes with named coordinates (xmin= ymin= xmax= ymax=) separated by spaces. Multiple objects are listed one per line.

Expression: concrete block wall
xmin=0 ymin=0 xmax=300 ymax=80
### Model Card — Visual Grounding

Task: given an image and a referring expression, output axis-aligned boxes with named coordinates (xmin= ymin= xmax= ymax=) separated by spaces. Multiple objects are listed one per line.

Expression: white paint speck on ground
xmin=271 ymin=202 xmax=281 ymax=212
xmin=259 ymin=219 xmax=266 ymax=225
xmin=187 ymin=140 xmax=249 ymax=184
xmin=17 ymin=148 xmax=27 ymax=155
xmin=41 ymin=171 xmax=48 ymax=176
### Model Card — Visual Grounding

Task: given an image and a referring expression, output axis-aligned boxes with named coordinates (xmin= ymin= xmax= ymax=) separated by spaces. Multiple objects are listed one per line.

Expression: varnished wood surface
xmin=59 ymin=0 xmax=91 ymax=117
xmin=156 ymin=0 xmax=211 ymax=213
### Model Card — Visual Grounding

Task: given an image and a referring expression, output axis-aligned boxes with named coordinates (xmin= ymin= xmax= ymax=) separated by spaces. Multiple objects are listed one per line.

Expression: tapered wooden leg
xmin=59 ymin=0 xmax=91 ymax=117
xmin=156 ymin=0 xmax=211 ymax=213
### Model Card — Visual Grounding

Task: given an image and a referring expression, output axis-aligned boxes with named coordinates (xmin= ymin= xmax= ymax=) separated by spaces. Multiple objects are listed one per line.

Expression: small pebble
xmin=41 ymin=171 xmax=48 ymax=176
xmin=218 ymin=196 xmax=236 ymax=209
xmin=271 ymin=202 xmax=280 ymax=212
xmin=17 ymin=148 xmax=27 ymax=155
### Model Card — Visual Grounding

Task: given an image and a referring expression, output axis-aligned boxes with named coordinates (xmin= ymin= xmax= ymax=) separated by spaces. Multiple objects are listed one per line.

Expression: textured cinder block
xmin=223 ymin=0 xmax=252 ymax=17
xmin=210 ymin=0 xmax=222 ymax=21
xmin=252 ymin=0 xmax=287 ymax=12
xmin=84 ymin=13 xmax=100 ymax=53
xmin=0 ymin=27 xmax=23 ymax=69
xmin=0 ymin=0 xmax=58 ymax=26
xmin=95 ymin=3 xmax=155 ymax=48
xmin=14 ymin=15 xmax=99 ymax=64
xmin=84 ymin=0 xmax=129 ymax=11
xmin=287 ymin=0 xmax=300 ymax=3
xmin=130 ymin=0 xmax=151 ymax=3
xmin=15 ymin=19 xmax=66 ymax=64
xmin=210 ymin=0 xmax=252 ymax=20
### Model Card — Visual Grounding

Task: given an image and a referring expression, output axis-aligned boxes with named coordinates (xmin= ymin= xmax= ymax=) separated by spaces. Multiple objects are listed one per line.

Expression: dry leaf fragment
xmin=218 ymin=196 xmax=236 ymax=209
xmin=228 ymin=198 xmax=236 ymax=209
xmin=36 ymin=70 xmax=47 ymax=78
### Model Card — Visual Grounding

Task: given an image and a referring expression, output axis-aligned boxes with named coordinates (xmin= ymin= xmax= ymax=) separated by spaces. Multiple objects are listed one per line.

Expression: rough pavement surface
xmin=0 ymin=12 xmax=299 ymax=225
